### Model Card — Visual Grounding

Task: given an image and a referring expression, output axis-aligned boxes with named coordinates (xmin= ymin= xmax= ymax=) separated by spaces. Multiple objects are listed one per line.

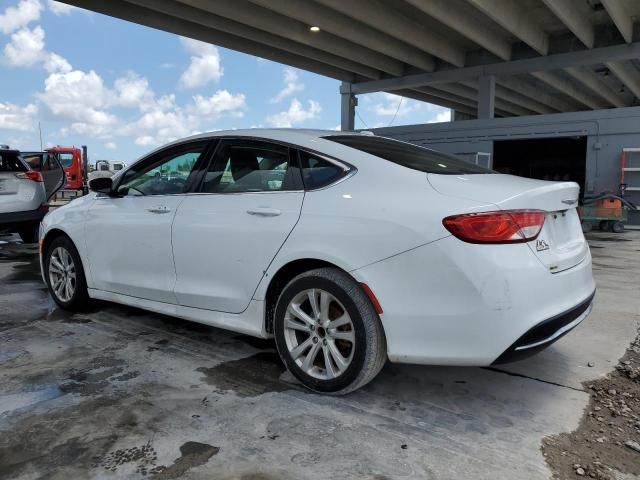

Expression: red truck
xmin=45 ymin=145 xmax=87 ymax=190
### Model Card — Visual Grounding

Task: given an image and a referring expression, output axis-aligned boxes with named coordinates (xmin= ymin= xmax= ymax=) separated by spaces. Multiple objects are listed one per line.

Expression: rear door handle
xmin=246 ymin=207 xmax=282 ymax=217
xmin=147 ymin=206 xmax=171 ymax=214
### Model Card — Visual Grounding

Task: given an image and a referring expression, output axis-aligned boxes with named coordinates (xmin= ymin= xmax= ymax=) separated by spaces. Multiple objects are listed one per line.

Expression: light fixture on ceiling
xmin=309 ymin=26 xmax=321 ymax=32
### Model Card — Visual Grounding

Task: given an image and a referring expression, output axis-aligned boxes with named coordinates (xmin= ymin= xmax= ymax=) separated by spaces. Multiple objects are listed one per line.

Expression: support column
xmin=340 ymin=82 xmax=357 ymax=131
xmin=478 ymin=75 xmax=496 ymax=119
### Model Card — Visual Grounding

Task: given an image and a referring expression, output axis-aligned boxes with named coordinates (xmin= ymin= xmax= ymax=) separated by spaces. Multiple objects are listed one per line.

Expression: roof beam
xmin=248 ymin=0 xmax=434 ymax=72
xmin=123 ymin=0 xmax=382 ymax=79
xmin=497 ymin=77 xmax=579 ymax=112
xmin=564 ymin=66 xmax=627 ymax=107
xmin=607 ymin=61 xmax=640 ymax=99
xmin=348 ymin=41 xmax=640 ymax=94
xmin=63 ymin=0 xmax=358 ymax=82
xmin=315 ymin=0 xmax=466 ymax=66
xmin=432 ymin=83 xmax=535 ymax=116
xmin=601 ymin=0 xmax=633 ymax=43
xmin=403 ymin=0 xmax=511 ymax=60
xmin=465 ymin=0 xmax=549 ymax=55
xmin=540 ymin=0 xmax=594 ymax=48
xmin=397 ymin=89 xmax=478 ymax=117
xmin=413 ymin=86 xmax=513 ymax=117
xmin=463 ymin=80 xmax=555 ymax=114
xmin=530 ymin=71 xmax=608 ymax=109
xmin=176 ymin=0 xmax=404 ymax=77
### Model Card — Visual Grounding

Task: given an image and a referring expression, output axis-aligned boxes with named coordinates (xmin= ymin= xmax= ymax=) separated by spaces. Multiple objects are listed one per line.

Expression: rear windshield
xmin=325 ymin=135 xmax=493 ymax=175
xmin=0 ymin=151 xmax=27 ymax=172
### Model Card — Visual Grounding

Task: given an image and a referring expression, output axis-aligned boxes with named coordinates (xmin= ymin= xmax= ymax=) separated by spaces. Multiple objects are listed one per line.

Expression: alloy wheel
xmin=283 ymin=288 xmax=355 ymax=380
xmin=49 ymin=246 xmax=76 ymax=302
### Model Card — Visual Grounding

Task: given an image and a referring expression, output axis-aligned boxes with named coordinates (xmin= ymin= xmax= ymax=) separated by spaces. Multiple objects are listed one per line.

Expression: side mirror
xmin=89 ymin=176 xmax=113 ymax=194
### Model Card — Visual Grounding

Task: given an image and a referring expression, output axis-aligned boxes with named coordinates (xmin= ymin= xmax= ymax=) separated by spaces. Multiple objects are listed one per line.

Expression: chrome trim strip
xmin=514 ymin=303 xmax=593 ymax=351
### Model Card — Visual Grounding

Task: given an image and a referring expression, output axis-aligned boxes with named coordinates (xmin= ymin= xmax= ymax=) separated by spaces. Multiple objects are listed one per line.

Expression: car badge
xmin=562 ymin=198 xmax=578 ymax=205
xmin=536 ymin=239 xmax=550 ymax=251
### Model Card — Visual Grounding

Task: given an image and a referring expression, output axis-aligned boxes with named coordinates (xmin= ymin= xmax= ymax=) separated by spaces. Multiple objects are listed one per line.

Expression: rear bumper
xmin=351 ymin=235 xmax=596 ymax=366
xmin=492 ymin=290 xmax=595 ymax=364
xmin=0 ymin=207 xmax=46 ymax=227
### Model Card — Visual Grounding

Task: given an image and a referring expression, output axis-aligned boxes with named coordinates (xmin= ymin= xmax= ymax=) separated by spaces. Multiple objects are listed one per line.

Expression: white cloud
xmin=179 ymin=37 xmax=222 ymax=89
xmin=189 ymin=90 xmax=246 ymax=117
xmin=0 ymin=0 xmax=42 ymax=34
xmin=3 ymin=26 xmax=45 ymax=67
xmin=43 ymin=51 xmax=71 ymax=73
xmin=3 ymin=26 xmax=71 ymax=73
xmin=0 ymin=101 xmax=38 ymax=131
xmin=39 ymin=69 xmax=117 ymax=128
xmin=104 ymin=141 xmax=117 ymax=150
xmin=270 ymin=67 xmax=304 ymax=103
xmin=267 ymin=99 xmax=321 ymax=128
xmin=112 ymin=72 xmax=154 ymax=109
xmin=134 ymin=135 xmax=155 ymax=146
xmin=47 ymin=0 xmax=79 ymax=15
xmin=372 ymin=93 xmax=422 ymax=117
xmin=428 ymin=109 xmax=451 ymax=123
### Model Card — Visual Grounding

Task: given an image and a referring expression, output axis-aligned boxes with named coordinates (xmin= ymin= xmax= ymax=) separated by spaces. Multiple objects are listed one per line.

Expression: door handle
xmin=246 ymin=207 xmax=282 ymax=217
xmin=147 ymin=206 xmax=171 ymax=214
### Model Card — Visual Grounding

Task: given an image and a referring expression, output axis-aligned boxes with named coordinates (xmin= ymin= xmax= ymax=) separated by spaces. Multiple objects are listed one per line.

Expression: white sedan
xmin=40 ymin=129 xmax=595 ymax=394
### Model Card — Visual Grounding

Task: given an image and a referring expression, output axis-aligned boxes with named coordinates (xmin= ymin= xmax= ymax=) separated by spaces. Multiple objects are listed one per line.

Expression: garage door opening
xmin=492 ymin=137 xmax=587 ymax=196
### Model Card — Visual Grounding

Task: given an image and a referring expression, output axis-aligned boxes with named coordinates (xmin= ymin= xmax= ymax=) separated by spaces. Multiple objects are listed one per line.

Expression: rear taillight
xmin=15 ymin=171 xmax=43 ymax=182
xmin=443 ymin=210 xmax=546 ymax=244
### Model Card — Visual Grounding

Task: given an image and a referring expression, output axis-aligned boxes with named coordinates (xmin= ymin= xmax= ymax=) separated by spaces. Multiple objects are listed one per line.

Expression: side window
xmin=298 ymin=151 xmax=347 ymax=190
xmin=117 ymin=142 xmax=207 ymax=196
xmin=201 ymin=141 xmax=292 ymax=193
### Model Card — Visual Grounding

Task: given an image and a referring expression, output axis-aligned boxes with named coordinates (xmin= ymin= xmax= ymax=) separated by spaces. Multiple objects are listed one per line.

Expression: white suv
xmin=0 ymin=147 xmax=65 ymax=242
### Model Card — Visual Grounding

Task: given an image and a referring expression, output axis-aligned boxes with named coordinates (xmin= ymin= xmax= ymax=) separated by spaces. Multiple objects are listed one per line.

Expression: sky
xmin=0 ymin=0 xmax=451 ymax=162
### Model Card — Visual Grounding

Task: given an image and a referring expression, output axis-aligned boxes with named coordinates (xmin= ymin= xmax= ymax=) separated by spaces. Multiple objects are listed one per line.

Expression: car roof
xmin=182 ymin=128 xmax=363 ymax=142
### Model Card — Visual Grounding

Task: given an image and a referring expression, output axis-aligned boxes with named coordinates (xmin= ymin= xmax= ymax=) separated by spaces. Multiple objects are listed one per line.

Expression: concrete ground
xmin=0 ymin=231 xmax=638 ymax=480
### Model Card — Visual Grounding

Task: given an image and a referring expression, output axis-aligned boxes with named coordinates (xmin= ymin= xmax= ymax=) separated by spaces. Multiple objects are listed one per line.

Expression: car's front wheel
xmin=45 ymin=235 xmax=90 ymax=311
xmin=274 ymin=268 xmax=387 ymax=395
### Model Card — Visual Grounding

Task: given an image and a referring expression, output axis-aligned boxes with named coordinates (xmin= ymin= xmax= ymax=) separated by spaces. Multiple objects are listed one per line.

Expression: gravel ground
xmin=543 ymin=334 xmax=640 ymax=479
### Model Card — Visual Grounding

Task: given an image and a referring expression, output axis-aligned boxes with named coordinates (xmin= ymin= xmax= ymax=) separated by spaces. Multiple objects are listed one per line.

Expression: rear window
xmin=299 ymin=150 xmax=346 ymax=189
xmin=325 ymin=135 xmax=493 ymax=175
xmin=0 ymin=152 xmax=27 ymax=172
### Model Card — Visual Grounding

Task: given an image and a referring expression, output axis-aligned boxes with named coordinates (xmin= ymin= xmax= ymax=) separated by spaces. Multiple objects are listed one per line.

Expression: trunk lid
xmin=429 ymin=173 xmax=587 ymax=273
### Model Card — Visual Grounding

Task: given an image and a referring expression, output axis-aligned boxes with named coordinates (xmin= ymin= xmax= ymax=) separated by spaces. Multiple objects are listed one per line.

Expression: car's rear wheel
xmin=273 ymin=268 xmax=386 ymax=395
xmin=45 ymin=235 xmax=89 ymax=311
xmin=17 ymin=222 xmax=39 ymax=243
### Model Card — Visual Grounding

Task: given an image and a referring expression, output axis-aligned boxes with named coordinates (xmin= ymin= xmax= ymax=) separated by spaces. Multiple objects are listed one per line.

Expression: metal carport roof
xmin=62 ymin=0 xmax=640 ymax=122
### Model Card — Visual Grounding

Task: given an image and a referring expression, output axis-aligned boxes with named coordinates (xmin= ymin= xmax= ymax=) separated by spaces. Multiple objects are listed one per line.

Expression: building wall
xmin=373 ymin=106 xmax=640 ymax=223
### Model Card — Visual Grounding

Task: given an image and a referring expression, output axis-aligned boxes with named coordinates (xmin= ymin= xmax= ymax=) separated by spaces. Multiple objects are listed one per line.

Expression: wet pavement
xmin=0 ymin=231 xmax=639 ymax=479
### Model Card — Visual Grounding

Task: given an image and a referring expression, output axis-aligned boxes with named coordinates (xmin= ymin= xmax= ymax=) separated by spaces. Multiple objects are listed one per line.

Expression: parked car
xmin=39 ymin=130 xmax=595 ymax=394
xmin=1 ymin=147 xmax=65 ymax=242
xmin=88 ymin=160 xmax=127 ymax=182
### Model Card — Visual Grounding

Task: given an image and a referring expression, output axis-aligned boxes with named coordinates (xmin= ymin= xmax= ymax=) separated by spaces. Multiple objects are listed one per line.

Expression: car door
xmin=172 ymin=138 xmax=304 ymax=313
xmin=21 ymin=152 xmax=65 ymax=200
xmin=84 ymin=140 xmax=212 ymax=303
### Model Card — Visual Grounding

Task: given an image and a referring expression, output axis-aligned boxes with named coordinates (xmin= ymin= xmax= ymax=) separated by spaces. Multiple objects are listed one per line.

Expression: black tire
xmin=581 ymin=221 xmax=593 ymax=233
xmin=612 ymin=221 xmax=625 ymax=233
xmin=273 ymin=267 xmax=387 ymax=395
xmin=44 ymin=235 xmax=90 ymax=311
xmin=17 ymin=222 xmax=39 ymax=243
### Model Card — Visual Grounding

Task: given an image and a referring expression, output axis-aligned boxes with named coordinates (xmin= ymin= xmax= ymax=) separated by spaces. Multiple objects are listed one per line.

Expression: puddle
xmin=197 ymin=352 xmax=297 ymax=397
xmin=0 ymin=386 xmax=62 ymax=415
xmin=155 ymin=441 xmax=219 ymax=480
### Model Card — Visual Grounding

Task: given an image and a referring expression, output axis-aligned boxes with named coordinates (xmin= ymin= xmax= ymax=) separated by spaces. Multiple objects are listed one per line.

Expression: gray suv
xmin=0 ymin=147 xmax=65 ymax=242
